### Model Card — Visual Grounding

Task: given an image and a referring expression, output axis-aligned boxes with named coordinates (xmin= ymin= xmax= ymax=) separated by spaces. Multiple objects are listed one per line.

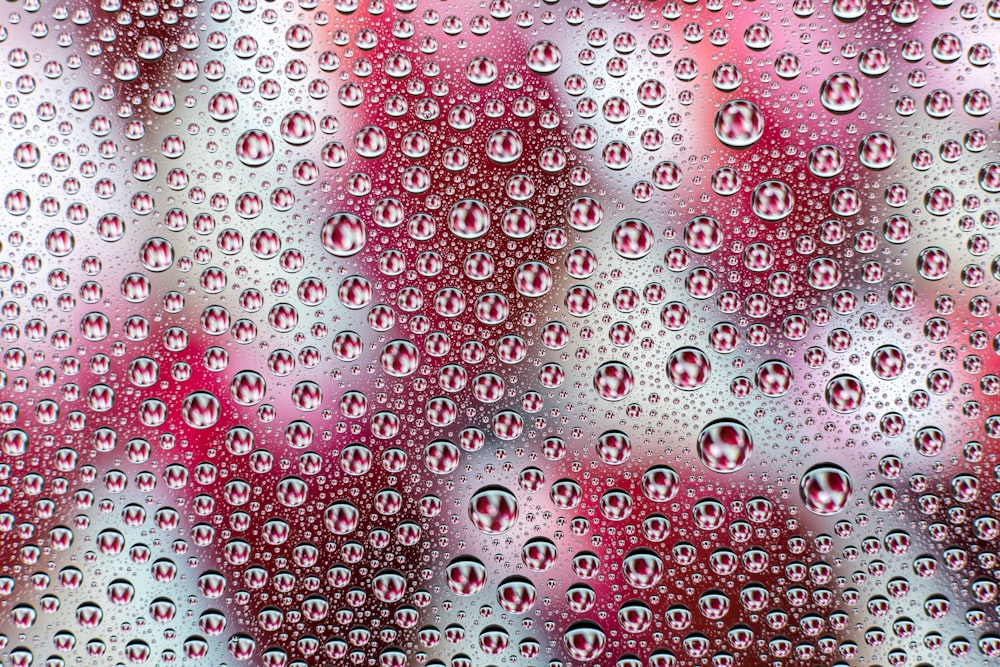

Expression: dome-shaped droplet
xmin=468 ymin=486 xmax=519 ymax=534
xmin=714 ymin=100 xmax=764 ymax=148
xmin=800 ymin=464 xmax=853 ymax=515
xmin=697 ymin=420 xmax=753 ymax=473
xmin=526 ymin=40 xmax=562 ymax=74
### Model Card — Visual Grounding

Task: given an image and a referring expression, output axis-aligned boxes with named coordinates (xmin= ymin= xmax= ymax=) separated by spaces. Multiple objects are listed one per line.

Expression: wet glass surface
xmin=1 ymin=1 xmax=1000 ymax=666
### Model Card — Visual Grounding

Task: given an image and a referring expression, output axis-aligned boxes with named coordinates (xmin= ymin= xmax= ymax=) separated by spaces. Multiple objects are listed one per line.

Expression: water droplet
xmin=800 ymin=464 xmax=853 ymax=515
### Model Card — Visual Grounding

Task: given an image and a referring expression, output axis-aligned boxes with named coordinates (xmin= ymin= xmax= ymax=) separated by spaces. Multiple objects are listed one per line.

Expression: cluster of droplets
xmin=2 ymin=0 xmax=1000 ymax=666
